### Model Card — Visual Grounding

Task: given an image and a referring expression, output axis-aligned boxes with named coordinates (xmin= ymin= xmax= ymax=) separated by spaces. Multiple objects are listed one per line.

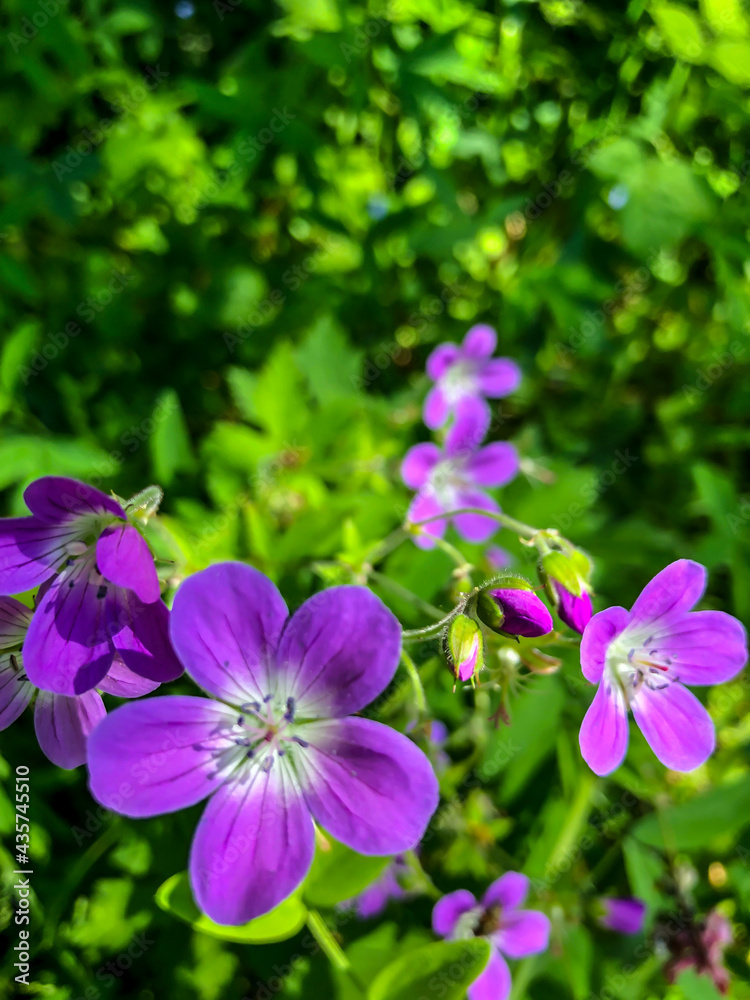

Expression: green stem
xmin=364 ymin=526 xmax=408 ymax=564
xmin=401 ymin=600 xmax=466 ymax=640
xmin=369 ymin=569 xmax=445 ymax=621
xmin=430 ymin=533 xmax=473 ymax=572
xmin=409 ymin=507 xmax=539 ymax=540
xmin=400 ymin=648 xmax=427 ymax=715
xmin=306 ymin=910 xmax=367 ymax=996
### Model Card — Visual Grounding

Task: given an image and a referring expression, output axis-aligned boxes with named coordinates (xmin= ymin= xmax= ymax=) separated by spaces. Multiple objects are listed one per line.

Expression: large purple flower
xmin=432 ymin=872 xmax=550 ymax=1000
xmin=424 ymin=326 xmax=521 ymax=442
xmin=579 ymin=560 xmax=747 ymax=776
xmin=0 ymin=476 xmax=182 ymax=695
xmin=0 ymin=596 xmax=158 ymax=768
xmin=402 ymin=438 xmax=518 ymax=550
xmin=88 ymin=563 xmax=439 ymax=925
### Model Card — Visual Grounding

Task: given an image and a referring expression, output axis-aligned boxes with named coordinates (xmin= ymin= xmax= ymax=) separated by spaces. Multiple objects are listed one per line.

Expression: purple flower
xmin=88 ymin=563 xmax=439 ymax=925
xmin=402 ymin=439 xmax=518 ymax=550
xmin=553 ymin=580 xmax=593 ymax=634
xmin=424 ymin=326 xmax=521 ymax=446
xmin=579 ymin=560 xmax=747 ymax=776
xmin=0 ymin=597 xmax=158 ymax=768
xmin=478 ymin=587 xmax=554 ymax=638
xmin=486 ymin=546 xmax=512 ymax=571
xmin=0 ymin=476 xmax=182 ymax=695
xmin=597 ymin=897 xmax=646 ymax=935
xmin=340 ymin=854 xmax=411 ymax=919
xmin=432 ymin=872 xmax=550 ymax=1000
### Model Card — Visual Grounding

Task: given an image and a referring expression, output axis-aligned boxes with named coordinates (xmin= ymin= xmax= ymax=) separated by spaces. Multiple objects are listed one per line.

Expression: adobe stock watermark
xmin=7 ymin=0 xmax=69 ymax=52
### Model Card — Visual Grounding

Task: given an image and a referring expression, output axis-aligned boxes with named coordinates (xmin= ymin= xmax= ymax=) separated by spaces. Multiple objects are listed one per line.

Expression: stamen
xmin=292 ymin=736 xmax=309 ymax=748
xmin=263 ymin=693 xmax=273 ymax=703
xmin=96 ymin=585 xmax=107 ymax=600
xmin=260 ymin=756 xmax=274 ymax=772
xmin=284 ymin=697 xmax=295 ymax=722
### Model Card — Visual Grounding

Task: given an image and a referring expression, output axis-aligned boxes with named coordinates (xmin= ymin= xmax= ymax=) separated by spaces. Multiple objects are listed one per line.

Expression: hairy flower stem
xmin=369 ymin=570 xmax=445 ymax=621
xmin=400 ymin=648 xmax=427 ymax=716
xmin=409 ymin=507 xmax=540 ymax=540
xmin=401 ymin=597 xmax=469 ymax=640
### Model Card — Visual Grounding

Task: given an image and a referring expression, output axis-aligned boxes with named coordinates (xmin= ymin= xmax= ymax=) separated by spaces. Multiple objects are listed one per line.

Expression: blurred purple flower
xmin=432 ymin=872 xmax=550 ymax=1000
xmin=553 ymin=580 xmax=593 ymax=634
xmin=0 ymin=476 xmax=182 ymax=696
xmin=598 ymin=897 xmax=646 ymax=935
xmin=486 ymin=546 xmax=513 ymax=571
xmin=89 ymin=563 xmax=439 ymax=925
xmin=579 ymin=560 xmax=747 ymax=776
xmin=340 ymin=855 xmax=411 ymax=919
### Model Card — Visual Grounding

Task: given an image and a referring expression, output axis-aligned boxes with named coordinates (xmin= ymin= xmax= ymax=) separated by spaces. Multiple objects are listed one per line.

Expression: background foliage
xmin=1 ymin=0 xmax=750 ymax=997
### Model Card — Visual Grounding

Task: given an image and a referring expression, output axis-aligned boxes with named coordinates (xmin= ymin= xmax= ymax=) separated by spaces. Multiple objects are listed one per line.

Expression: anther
xmin=284 ymin=697 xmax=295 ymax=722
xmin=292 ymin=736 xmax=309 ymax=748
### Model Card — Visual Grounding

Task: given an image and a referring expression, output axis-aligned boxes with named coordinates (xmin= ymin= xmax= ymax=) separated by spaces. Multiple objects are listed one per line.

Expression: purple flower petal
xmin=0 ymin=517 xmax=76 ymax=593
xmin=453 ymin=491 xmax=500 ymax=544
xmin=170 ymin=562 xmax=288 ymax=706
xmin=98 ymin=655 xmax=161 ymax=698
xmin=462 ymin=324 xmax=497 ymax=359
xmin=0 ymin=654 xmax=34 ymax=730
xmin=0 ymin=596 xmax=32 ymax=649
xmin=275 ymin=586 xmax=401 ymax=718
xmin=34 ymin=689 xmax=105 ymax=769
xmin=296 ymin=717 xmax=439 ymax=855
xmin=482 ymin=872 xmax=529 ymax=911
xmin=24 ymin=476 xmax=125 ymax=522
xmin=426 ymin=342 xmax=461 ymax=381
xmin=401 ymin=443 xmax=443 ymax=490
xmin=489 ymin=588 xmax=553 ymax=637
xmin=554 ymin=581 xmax=593 ymax=635
xmin=580 ymin=607 xmax=629 ymax=683
xmin=643 ymin=611 xmax=747 ymax=686
xmin=599 ymin=898 xmax=646 ymax=935
xmin=628 ymin=559 xmax=706 ymax=629
xmin=444 ymin=396 xmax=491 ymax=455
xmin=423 ymin=385 xmax=450 ymax=429
xmin=467 ymin=949 xmax=512 ymax=1000
xmin=477 ymin=358 xmax=522 ymax=398
xmin=464 ymin=443 xmax=519 ymax=488
xmin=87 ymin=695 xmax=239 ymax=816
xmin=407 ymin=491 xmax=447 ymax=550
xmin=345 ymin=866 xmax=405 ymax=919
xmin=189 ymin=764 xmax=314 ymax=925
xmin=495 ymin=909 xmax=551 ymax=958
xmin=432 ymin=889 xmax=477 ymax=937
xmin=97 ymin=524 xmax=160 ymax=604
xmin=111 ymin=594 xmax=183 ymax=684
xmin=579 ymin=678 xmax=629 ymax=776
xmin=23 ymin=558 xmax=114 ymax=695
xmin=630 ymin=682 xmax=715 ymax=772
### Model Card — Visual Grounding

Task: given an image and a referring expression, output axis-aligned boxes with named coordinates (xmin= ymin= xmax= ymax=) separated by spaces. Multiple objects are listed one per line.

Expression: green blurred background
xmin=2 ymin=0 xmax=750 ymax=997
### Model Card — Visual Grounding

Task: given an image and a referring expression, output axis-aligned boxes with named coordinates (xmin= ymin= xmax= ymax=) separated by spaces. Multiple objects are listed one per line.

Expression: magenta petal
xmin=426 ymin=342 xmax=461 ymax=381
xmin=24 ymin=476 xmax=125 ymax=522
xmin=468 ymin=950 xmax=512 ymax=1000
xmin=599 ymin=898 xmax=647 ymax=935
xmin=401 ymin=443 xmax=443 ymax=490
xmin=407 ymin=490 xmax=447 ymax=550
xmin=111 ymin=595 xmax=183 ymax=684
xmin=496 ymin=909 xmax=550 ymax=958
xmin=275 ymin=586 xmax=401 ymax=718
xmin=34 ymin=689 xmax=105 ymax=769
xmin=482 ymin=872 xmax=529 ymax=911
xmin=453 ymin=491 xmax=500 ymax=544
xmin=462 ymin=324 xmax=497 ymax=359
xmin=87 ymin=695 xmax=238 ymax=816
xmin=580 ymin=607 xmax=629 ymax=683
xmin=296 ymin=717 xmax=439 ymax=854
xmin=644 ymin=610 xmax=747 ymax=685
xmin=628 ymin=559 xmax=707 ymax=628
xmin=432 ymin=890 xmax=477 ymax=938
xmin=554 ymin=581 xmax=593 ymax=635
xmin=0 ymin=517 xmax=75 ymax=593
xmin=170 ymin=562 xmax=288 ymax=706
xmin=189 ymin=764 xmax=314 ymax=925
xmin=490 ymin=588 xmax=553 ymax=637
xmin=465 ymin=443 xmax=519 ymax=488
xmin=0 ymin=655 xmax=34 ymax=730
xmin=98 ymin=655 xmax=161 ymax=698
xmin=444 ymin=395 xmax=491 ymax=455
xmin=630 ymin=682 xmax=715 ymax=772
xmin=423 ymin=385 xmax=450 ymax=429
xmin=0 ymin=596 xmax=32 ymax=649
xmin=477 ymin=358 xmax=522 ymax=398
xmin=97 ymin=524 xmax=160 ymax=604
xmin=23 ymin=560 xmax=114 ymax=695
xmin=579 ymin=679 xmax=629 ymax=776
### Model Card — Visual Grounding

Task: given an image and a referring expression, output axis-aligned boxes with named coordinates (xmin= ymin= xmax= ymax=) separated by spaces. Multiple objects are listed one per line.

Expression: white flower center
xmin=606 ymin=630 xmax=675 ymax=704
xmin=440 ymin=360 xmax=478 ymax=405
xmin=425 ymin=458 xmax=470 ymax=509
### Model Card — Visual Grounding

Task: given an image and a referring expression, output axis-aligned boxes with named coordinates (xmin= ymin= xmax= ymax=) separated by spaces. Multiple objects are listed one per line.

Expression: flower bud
xmin=596 ymin=898 xmax=646 ymax=936
xmin=551 ymin=579 xmax=592 ymax=634
xmin=477 ymin=578 xmax=553 ymax=638
xmin=446 ymin=614 xmax=485 ymax=682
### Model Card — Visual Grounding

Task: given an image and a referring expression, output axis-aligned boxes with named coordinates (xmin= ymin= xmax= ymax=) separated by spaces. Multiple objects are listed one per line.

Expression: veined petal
xmin=170 ymin=562 xmax=288 ymax=706
xmin=111 ymin=594 xmax=183 ymax=684
xmin=87 ymin=695 xmax=239 ymax=816
xmin=34 ymin=689 xmax=106 ymax=769
xmin=24 ymin=476 xmax=125 ymax=522
xmin=0 ymin=596 xmax=32 ymax=649
xmin=465 ymin=443 xmax=519 ymax=488
xmin=495 ymin=909 xmax=550 ymax=959
xmin=432 ymin=890 xmax=478 ymax=938
xmin=295 ymin=717 xmax=439 ymax=855
xmin=477 ymin=358 xmax=522 ymax=398
xmin=23 ymin=558 xmax=114 ymax=695
xmin=189 ymin=762 xmax=314 ymax=925
xmin=628 ymin=560 xmax=707 ymax=629
xmin=97 ymin=524 xmax=160 ymax=604
xmin=462 ymin=324 xmax=497 ymax=359
xmin=580 ymin=607 xmax=629 ymax=683
xmin=0 ymin=517 xmax=76 ymax=594
xmin=482 ymin=872 xmax=529 ymax=911
xmin=630 ymin=682 xmax=715 ymax=772
xmin=642 ymin=610 xmax=747 ymax=686
xmin=401 ymin=443 xmax=443 ymax=491
xmin=98 ymin=654 xmax=161 ymax=698
xmin=0 ymin=653 xmax=34 ymax=730
xmin=426 ymin=342 xmax=461 ymax=381
xmin=275 ymin=586 xmax=401 ymax=717
xmin=579 ymin=679 xmax=629 ymax=776
xmin=453 ymin=490 xmax=500 ymax=544
xmin=467 ymin=950 xmax=512 ymax=1000
xmin=407 ymin=490 xmax=447 ymax=550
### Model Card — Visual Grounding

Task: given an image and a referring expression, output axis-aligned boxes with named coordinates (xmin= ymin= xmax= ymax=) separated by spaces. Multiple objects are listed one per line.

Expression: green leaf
xmin=303 ymin=838 xmax=391 ymax=908
xmin=103 ymin=9 xmax=154 ymax=34
xmin=368 ymin=940 xmax=491 ymax=1000
xmin=155 ymin=871 xmax=307 ymax=944
xmin=676 ymin=969 xmax=724 ymax=999
xmin=650 ymin=2 xmax=706 ymax=62
xmin=295 ymin=316 xmax=363 ymax=404
xmin=150 ymin=389 xmax=195 ymax=486
xmin=632 ymin=776 xmax=750 ymax=850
